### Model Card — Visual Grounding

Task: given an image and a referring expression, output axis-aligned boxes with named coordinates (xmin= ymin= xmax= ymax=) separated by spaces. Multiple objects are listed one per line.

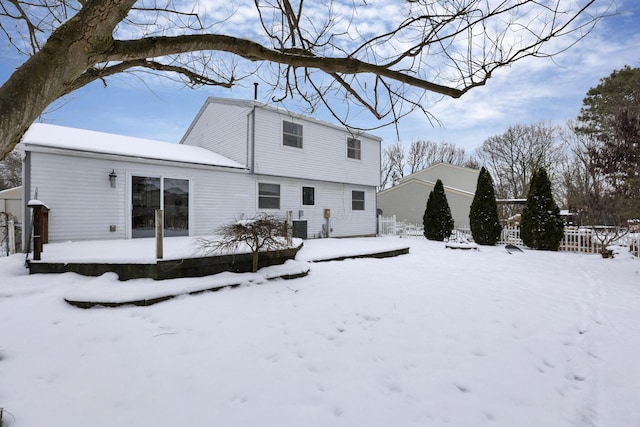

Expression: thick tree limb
xmin=105 ymin=34 xmax=466 ymax=98
xmin=0 ymin=0 xmax=608 ymax=160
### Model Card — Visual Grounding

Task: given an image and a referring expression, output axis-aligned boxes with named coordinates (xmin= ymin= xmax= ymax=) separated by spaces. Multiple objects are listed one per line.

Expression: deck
xmin=25 ymin=236 xmax=410 ymax=308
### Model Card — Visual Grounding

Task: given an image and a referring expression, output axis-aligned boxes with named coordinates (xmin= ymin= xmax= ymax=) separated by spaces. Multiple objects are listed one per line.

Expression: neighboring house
xmin=377 ymin=163 xmax=480 ymax=228
xmin=21 ymin=97 xmax=381 ymax=244
xmin=0 ymin=186 xmax=23 ymax=223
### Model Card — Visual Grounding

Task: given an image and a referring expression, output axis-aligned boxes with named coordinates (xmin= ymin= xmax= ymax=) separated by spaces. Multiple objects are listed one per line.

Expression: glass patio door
xmin=132 ymin=176 xmax=161 ymax=238
xmin=131 ymin=176 xmax=190 ymax=238
xmin=163 ymin=178 xmax=189 ymax=237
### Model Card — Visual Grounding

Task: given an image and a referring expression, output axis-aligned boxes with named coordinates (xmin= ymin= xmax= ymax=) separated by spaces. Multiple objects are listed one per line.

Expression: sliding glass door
xmin=163 ymin=178 xmax=189 ymax=237
xmin=131 ymin=176 xmax=189 ymax=238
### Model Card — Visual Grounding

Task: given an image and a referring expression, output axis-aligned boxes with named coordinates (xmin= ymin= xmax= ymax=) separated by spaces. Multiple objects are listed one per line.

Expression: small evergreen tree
xmin=520 ymin=167 xmax=564 ymax=250
xmin=469 ymin=167 xmax=502 ymax=245
xmin=423 ymin=179 xmax=455 ymax=241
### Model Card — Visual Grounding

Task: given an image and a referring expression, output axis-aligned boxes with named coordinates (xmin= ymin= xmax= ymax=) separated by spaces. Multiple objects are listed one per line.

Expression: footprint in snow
xmin=454 ymin=384 xmax=471 ymax=393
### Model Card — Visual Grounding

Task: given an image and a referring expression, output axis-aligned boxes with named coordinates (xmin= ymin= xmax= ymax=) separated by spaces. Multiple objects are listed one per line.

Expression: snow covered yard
xmin=1 ymin=237 xmax=639 ymax=427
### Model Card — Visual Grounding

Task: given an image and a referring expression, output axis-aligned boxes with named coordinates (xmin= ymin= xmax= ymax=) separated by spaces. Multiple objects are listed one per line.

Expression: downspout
xmin=247 ymin=83 xmax=258 ymax=174
xmin=250 ymin=105 xmax=256 ymax=173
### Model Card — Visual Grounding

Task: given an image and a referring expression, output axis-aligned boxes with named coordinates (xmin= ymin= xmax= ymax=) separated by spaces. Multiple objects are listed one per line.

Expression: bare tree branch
xmin=0 ymin=0 xmax=612 ymax=159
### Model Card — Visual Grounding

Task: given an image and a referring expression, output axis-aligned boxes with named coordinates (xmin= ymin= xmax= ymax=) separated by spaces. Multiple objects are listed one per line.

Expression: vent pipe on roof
xmin=253 ymin=82 xmax=258 ymax=100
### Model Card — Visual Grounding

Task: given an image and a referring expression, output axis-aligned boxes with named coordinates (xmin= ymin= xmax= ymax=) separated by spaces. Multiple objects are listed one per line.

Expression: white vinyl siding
xmin=252 ymin=108 xmax=380 ymax=186
xmin=377 ymin=180 xmax=474 ymax=227
xmin=27 ymin=149 xmax=377 ymax=242
xmin=180 ymin=101 xmax=251 ymax=166
xmin=181 ymin=99 xmax=381 ymax=187
xmin=255 ymin=176 xmax=376 ymax=238
xmin=27 ymin=151 xmax=254 ymax=242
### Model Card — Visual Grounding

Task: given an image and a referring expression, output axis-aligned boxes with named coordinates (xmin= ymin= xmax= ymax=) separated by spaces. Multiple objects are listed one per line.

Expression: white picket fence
xmin=378 ymin=215 xmax=425 ymax=239
xmin=378 ymin=216 xmax=640 ymax=257
xmin=0 ymin=214 xmax=21 ymax=256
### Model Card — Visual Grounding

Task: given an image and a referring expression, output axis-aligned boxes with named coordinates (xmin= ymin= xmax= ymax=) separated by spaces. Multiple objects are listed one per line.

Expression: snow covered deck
xmin=27 ymin=236 xmax=410 ymax=265
xmin=27 ymin=237 xmax=304 ymax=281
xmin=25 ymin=237 xmax=410 ymax=307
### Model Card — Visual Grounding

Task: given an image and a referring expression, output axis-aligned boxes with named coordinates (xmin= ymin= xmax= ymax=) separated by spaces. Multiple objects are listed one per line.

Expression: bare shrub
xmin=197 ymin=214 xmax=291 ymax=272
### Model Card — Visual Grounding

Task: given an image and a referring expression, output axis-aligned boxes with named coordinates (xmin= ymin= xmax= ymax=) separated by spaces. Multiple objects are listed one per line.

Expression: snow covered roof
xmin=377 ymin=177 xmax=475 ymax=197
xmin=0 ymin=186 xmax=22 ymax=198
xmin=22 ymin=123 xmax=246 ymax=170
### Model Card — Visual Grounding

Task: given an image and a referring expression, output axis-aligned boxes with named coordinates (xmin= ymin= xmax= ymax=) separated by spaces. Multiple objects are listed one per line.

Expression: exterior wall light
xmin=109 ymin=170 xmax=117 ymax=188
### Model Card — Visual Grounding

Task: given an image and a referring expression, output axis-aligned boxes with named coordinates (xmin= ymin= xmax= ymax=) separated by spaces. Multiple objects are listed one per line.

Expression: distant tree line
xmin=384 ymin=65 xmax=640 ymax=228
xmin=380 ymin=140 xmax=478 ymax=189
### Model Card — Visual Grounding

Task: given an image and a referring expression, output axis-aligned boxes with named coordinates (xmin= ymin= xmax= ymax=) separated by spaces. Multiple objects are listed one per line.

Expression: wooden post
xmin=8 ymin=219 xmax=15 ymax=255
xmin=155 ymin=209 xmax=163 ymax=259
xmin=32 ymin=208 xmax=42 ymax=261
xmin=28 ymin=201 xmax=50 ymax=260
xmin=286 ymin=210 xmax=293 ymax=246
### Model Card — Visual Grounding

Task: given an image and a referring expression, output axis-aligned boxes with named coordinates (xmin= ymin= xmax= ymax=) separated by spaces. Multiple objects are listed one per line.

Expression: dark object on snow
xmin=600 ymin=249 xmax=614 ymax=259
xmin=505 ymin=244 xmax=524 ymax=254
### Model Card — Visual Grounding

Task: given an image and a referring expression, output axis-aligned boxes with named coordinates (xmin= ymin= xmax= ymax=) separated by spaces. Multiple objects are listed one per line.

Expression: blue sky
xmin=1 ymin=1 xmax=639 ymax=153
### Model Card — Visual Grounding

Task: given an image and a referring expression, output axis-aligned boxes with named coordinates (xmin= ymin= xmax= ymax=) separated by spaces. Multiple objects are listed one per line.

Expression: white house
xmin=180 ymin=98 xmax=381 ymax=238
xmin=377 ymin=163 xmax=480 ymax=227
xmin=21 ymin=98 xmax=382 ymax=244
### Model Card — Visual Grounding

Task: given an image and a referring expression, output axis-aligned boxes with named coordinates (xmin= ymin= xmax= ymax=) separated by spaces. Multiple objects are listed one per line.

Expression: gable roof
xmin=0 ymin=186 xmax=22 ymax=199
xmin=377 ymin=176 xmax=475 ymax=198
xmin=397 ymin=162 xmax=478 ymax=182
xmin=393 ymin=162 xmax=479 ymax=192
xmin=180 ymin=97 xmax=383 ymax=144
xmin=22 ymin=123 xmax=246 ymax=169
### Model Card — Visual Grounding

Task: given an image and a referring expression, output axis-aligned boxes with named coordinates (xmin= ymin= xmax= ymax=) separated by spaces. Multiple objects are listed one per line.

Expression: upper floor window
xmin=352 ymin=190 xmax=365 ymax=211
xmin=258 ymin=183 xmax=280 ymax=209
xmin=283 ymin=121 xmax=303 ymax=148
xmin=302 ymin=186 xmax=315 ymax=206
xmin=347 ymin=137 xmax=361 ymax=160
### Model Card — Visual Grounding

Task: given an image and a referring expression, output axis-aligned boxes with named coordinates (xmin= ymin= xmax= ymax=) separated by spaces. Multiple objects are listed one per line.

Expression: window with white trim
xmin=352 ymin=190 xmax=365 ymax=211
xmin=347 ymin=137 xmax=361 ymax=160
xmin=258 ymin=183 xmax=280 ymax=209
xmin=302 ymin=186 xmax=315 ymax=206
xmin=283 ymin=121 xmax=303 ymax=148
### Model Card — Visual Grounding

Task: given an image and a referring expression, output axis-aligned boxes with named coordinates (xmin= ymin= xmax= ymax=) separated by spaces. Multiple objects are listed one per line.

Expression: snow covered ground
xmin=1 ymin=237 xmax=639 ymax=427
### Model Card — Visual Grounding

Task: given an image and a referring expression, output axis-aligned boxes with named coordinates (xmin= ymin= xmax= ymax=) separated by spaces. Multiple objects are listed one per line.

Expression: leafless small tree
xmin=381 ymin=141 xmax=407 ymax=188
xmin=476 ymin=122 xmax=566 ymax=200
xmin=197 ymin=214 xmax=291 ymax=273
xmin=421 ymin=141 xmax=468 ymax=169
xmin=591 ymin=226 xmax=630 ymax=258
xmin=557 ymin=121 xmax=607 ymax=224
